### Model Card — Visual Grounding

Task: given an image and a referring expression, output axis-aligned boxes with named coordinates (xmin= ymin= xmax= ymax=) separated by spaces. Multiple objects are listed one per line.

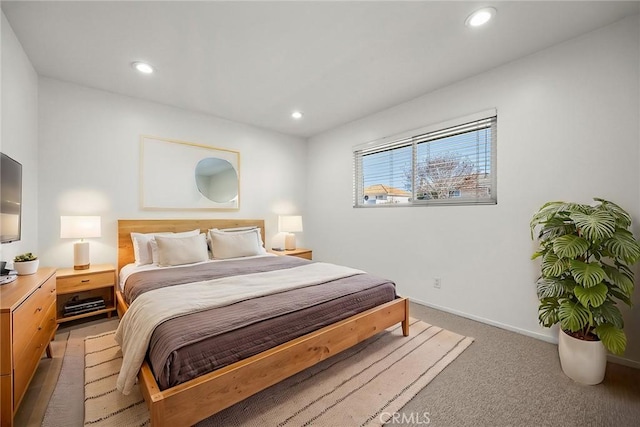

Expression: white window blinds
xmin=354 ymin=112 xmax=497 ymax=207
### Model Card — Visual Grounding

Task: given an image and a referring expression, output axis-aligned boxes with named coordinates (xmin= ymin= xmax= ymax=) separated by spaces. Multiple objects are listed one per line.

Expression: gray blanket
xmin=123 ymin=256 xmax=397 ymax=390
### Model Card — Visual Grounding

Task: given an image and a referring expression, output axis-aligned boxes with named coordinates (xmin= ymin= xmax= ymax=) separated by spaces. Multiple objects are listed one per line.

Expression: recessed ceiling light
xmin=132 ymin=61 xmax=154 ymax=74
xmin=465 ymin=7 xmax=496 ymax=27
xmin=291 ymin=111 xmax=303 ymax=119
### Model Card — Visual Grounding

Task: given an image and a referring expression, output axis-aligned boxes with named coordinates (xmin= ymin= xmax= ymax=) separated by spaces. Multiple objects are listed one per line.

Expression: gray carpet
xmin=399 ymin=303 xmax=640 ymax=426
xmin=23 ymin=303 xmax=640 ymax=426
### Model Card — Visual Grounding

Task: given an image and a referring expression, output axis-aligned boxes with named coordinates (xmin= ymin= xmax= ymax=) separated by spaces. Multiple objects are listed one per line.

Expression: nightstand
xmin=55 ymin=264 xmax=117 ymax=323
xmin=269 ymin=248 xmax=312 ymax=260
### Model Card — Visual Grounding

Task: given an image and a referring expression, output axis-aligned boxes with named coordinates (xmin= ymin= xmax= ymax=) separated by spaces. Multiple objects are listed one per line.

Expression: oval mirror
xmin=195 ymin=158 xmax=238 ymax=203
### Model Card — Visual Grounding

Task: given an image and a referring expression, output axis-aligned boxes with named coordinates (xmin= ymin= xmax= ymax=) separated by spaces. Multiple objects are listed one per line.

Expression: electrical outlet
xmin=434 ymin=278 xmax=441 ymax=289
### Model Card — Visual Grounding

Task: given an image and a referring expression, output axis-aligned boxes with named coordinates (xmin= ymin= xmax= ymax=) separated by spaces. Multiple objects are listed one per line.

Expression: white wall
xmin=0 ymin=13 xmax=39 ymax=265
xmin=37 ymin=78 xmax=307 ymax=269
xmin=307 ymin=16 xmax=640 ymax=364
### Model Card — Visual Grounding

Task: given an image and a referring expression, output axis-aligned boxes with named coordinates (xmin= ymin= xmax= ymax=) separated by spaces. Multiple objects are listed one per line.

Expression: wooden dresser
xmin=1 ymin=268 xmax=57 ymax=427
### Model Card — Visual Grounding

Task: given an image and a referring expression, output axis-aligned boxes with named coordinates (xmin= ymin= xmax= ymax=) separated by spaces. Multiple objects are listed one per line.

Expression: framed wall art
xmin=140 ymin=135 xmax=240 ymax=210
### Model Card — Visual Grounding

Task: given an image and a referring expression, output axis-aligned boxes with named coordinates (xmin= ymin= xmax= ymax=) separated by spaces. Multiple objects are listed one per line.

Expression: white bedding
xmin=114 ymin=262 xmax=365 ymax=395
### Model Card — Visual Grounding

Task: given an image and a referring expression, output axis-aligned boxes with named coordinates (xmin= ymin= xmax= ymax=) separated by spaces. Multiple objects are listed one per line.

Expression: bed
xmin=116 ymin=219 xmax=409 ymax=427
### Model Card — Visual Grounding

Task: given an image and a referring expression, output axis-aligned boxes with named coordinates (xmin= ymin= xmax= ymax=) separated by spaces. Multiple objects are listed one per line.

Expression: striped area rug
xmin=84 ymin=319 xmax=473 ymax=426
xmin=83 ymin=331 xmax=148 ymax=426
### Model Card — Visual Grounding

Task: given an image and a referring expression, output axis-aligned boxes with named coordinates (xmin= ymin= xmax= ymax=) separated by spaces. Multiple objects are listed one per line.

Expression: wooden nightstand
xmin=55 ymin=264 xmax=116 ymax=323
xmin=269 ymin=248 xmax=312 ymax=260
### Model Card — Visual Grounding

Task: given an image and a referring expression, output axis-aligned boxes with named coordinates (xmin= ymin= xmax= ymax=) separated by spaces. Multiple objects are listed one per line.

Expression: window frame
xmin=353 ymin=109 xmax=497 ymax=208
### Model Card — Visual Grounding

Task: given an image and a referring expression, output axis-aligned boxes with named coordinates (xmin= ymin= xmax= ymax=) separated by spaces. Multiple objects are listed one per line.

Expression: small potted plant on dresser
xmin=530 ymin=198 xmax=640 ymax=384
xmin=13 ymin=252 xmax=39 ymax=276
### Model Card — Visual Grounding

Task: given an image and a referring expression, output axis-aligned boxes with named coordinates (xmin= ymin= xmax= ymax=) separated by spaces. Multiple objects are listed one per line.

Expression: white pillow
xmin=209 ymin=228 xmax=265 ymax=259
xmin=131 ymin=232 xmax=172 ymax=265
xmin=149 ymin=229 xmax=201 ymax=264
xmin=131 ymin=229 xmax=200 ymax=265
xmin=155 ymin=233 xmax=209 ymax=267
xmin=208 ymin=227 xmax=266 ymax=250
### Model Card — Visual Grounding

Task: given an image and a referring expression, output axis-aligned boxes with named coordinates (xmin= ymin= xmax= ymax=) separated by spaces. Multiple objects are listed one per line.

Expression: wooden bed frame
xmin=116 ymin=219 xmax=409 ymax=427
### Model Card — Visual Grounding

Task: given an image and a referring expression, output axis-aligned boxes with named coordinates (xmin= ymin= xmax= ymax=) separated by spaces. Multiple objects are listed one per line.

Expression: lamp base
xmin=271 ymin=232 xmax=297 ymax=251
xmin=271 ymin=232 xmax=287 ymax=251
xmin=284 ymin=233 xmax=296 ymax=250
xmin=73 ymin=241 xmax=91 ymax=270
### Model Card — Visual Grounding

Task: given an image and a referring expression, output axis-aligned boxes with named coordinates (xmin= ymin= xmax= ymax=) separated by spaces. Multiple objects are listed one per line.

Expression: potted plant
xmin=530 ymin=198 xmax=640 ymax=384
xmin=13 ymin=252 xmax=39 ymax=276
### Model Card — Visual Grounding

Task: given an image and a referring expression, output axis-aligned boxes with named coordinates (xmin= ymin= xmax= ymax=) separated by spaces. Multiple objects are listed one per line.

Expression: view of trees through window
xmin=355 ymin=115 xmax=496 ymax=206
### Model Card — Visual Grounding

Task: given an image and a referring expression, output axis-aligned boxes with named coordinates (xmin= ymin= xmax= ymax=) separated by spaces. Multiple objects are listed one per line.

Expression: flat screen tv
xmin=1 ymin=153 xmax=22 ymax=243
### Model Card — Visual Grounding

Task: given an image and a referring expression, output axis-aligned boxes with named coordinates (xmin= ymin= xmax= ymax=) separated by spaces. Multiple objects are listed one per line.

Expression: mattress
xmin=121 ymin=256 xmax=397 ymax=390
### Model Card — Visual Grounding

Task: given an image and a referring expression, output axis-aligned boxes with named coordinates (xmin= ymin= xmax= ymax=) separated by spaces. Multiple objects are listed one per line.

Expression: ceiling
xmin=3 ymin=1 xmax=639 ymax=138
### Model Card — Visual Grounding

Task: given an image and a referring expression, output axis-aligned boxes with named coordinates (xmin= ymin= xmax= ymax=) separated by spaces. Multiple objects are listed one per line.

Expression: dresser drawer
xmin=12 ymin=276 xmax=56 ymax=359
xmin=57 ymin=271 xmax=114 ymax=294
xmin=13 ymin=300 xmax=56 ymax=408
xmin=14 ymin=298 xmax=56 ymax=362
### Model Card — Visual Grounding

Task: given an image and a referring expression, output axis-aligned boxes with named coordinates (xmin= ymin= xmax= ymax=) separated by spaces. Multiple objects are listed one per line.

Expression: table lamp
xmin=60 ymin=216 xmax=101 ymax=270
xmin=271 ymin=215 xmax=303 ymax=251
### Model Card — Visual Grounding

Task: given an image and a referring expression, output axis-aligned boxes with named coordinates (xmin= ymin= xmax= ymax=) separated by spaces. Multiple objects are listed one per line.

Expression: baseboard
xmin=410 ymin=298 xmax=640 ymax=369
xmin=608 ymin=354 xmax=640 ymax=369
xmin=410 ymin=298 xmax=557 ymax=343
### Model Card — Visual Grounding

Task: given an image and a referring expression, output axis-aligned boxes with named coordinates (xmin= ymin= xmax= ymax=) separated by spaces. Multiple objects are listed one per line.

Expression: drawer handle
xmin=38 ymin=326 xmax=42 ymax=331
xmin=37 ymin=307 xmax=43 ymax=312
xmin=81 ymin=279 xmax=90 ymax=283
xmin=51 ymin=288 xmax=56 ymax=293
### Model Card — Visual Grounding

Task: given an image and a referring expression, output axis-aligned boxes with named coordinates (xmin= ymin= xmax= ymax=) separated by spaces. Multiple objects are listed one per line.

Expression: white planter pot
xmin=13 ymin=259 xmax=39 ymax=276
xmin=558 ymin=329 xmax=606 ymax=385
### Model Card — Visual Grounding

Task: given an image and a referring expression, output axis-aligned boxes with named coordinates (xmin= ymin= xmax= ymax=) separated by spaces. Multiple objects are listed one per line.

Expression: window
xmin=353 ymin=111 xmax=497 ymax=207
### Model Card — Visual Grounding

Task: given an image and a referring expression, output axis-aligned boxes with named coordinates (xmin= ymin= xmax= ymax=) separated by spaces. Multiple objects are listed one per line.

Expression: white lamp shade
xmin=60 ymin=216 xmax=101 ymax=239
xmin=278 ymin=215 xmax=303 ymax=233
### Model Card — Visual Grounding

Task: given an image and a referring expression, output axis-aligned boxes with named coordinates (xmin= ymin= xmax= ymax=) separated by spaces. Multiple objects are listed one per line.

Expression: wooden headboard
xmin=117 ymin=219 xmax=266 ymax=272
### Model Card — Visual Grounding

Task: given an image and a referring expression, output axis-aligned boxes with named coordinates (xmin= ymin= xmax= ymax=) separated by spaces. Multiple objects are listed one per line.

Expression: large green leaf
xmin=594 ymin=198 xmax=632 ymax=228
xmin=604 ymin=229 xmax=640 ymax=264
xmin=609 ymin=287 xmax=633 ymax=306
xmin=569 ymin=260 xmax=605 ymax=288
xmin=542 ymin=252 xmax=569 ymax=277
xmin=531 ymin=201 xmax=567 ymax=226
xmin=552 ymin=234 xmax=590 ymax=259
xmin=592 ymin=300 xmax=624 ymax=329
xmin=530 ymin=202 xmax=586 ymax=238
xmin=537 ymin=278 xmax=574 ymax=299
xmin=536 ymin=217 xmax=576 ymax=242
xmin=573 ymin=283 xmax=607 ymax=308
xmin=595 ymin=323 xmax=627 ymax=355
xmin=570 ymin=210 xmax=616 ymax=241
xmin=538 ymin=298 xmax=559 ymax=327
xmin=615 ymin=262 xmax=634 ymax=277
xmin=601 ymin=263 xmax=634 ymax=296
xmin=558 ymin=299 xmax=591 ymax=332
